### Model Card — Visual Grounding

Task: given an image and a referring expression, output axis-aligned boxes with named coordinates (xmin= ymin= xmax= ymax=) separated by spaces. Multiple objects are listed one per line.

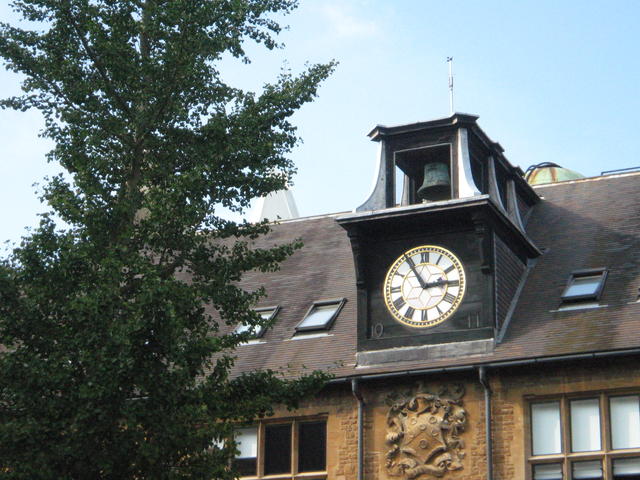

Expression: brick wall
xmin=490 ymin=356 xmax=640 ymax=479
xmin=263 ymin=356 xmax=640 ymax=480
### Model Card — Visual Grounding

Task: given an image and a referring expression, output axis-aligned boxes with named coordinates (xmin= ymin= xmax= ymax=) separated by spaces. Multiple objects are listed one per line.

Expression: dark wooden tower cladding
xmin=337 ymin=113 xmax=541 ymax=357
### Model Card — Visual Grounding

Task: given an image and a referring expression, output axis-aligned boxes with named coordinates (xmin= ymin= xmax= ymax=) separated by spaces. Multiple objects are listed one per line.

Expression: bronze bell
xmin=417 ymin=162 xmax=451 ymax=202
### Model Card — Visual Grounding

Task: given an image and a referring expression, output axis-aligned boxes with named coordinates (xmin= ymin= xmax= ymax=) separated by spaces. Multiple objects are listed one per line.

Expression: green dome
xmin=524 ymin=162 xmax=585 ymax=185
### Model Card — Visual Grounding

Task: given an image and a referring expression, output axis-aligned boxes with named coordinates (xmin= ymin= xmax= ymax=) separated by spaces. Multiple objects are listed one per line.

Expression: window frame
xmin=295 ymin=298 xmax=346 ymax=333
xmin=526 ymin=390 xmax=640 ymax=480
xmin=560 ymin=268 xmax=608 ymax=304
xmin=235 ymin=416 xmax=328 ymax=480
xmin=234 ymin=305 xmax=280 ymax=340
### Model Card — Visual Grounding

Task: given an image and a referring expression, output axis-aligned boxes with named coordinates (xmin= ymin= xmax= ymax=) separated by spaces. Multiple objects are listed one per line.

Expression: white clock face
xmin=383 ymin=245 xmax=466 ymax=328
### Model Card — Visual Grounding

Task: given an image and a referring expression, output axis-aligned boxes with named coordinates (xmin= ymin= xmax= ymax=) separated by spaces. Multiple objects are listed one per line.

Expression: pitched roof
xmin=225 ymin=172 xmax=640 ymax=380
xmin=220 ymin=214 xmax=358 ymax=378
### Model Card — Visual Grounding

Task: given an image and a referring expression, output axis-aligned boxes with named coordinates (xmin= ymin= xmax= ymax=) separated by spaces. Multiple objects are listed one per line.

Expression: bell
xmin=417 ymin=162 xmax=451 ymax=202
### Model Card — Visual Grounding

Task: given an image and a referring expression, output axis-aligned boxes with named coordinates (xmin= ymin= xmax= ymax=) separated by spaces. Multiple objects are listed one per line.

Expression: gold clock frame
xmin=383 ymin=245 xmax=466 ymax=328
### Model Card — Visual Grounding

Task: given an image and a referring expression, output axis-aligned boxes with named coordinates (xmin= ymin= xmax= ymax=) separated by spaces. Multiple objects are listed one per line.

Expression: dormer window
xmin=295 ymin=299 xmax=346 ymax=333
xmin=235 ymin=306 xmax=279 ymax=339
xmin=561 ymin=269 xmax=608 ymax=303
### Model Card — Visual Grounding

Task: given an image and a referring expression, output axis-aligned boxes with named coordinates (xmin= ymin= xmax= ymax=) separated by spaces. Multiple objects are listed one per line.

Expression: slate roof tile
xmin=225 ymin=173 xmax=640 ymax=379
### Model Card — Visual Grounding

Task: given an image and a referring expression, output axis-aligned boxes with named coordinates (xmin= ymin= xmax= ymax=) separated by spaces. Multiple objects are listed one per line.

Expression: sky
xmin=1 ymin=0 xmax=640 ymax=246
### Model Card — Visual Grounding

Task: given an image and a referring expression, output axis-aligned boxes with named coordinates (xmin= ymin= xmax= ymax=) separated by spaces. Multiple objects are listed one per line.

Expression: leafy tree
xmin=0 ymin=1 xmax=334 ymax=478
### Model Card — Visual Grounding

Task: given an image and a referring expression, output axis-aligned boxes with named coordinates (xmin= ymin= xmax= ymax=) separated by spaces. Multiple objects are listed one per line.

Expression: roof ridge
xmin=532 ymin=170 xmax=640 ymax=189
xmin=273 ymin=211 xmax=349 ymax=224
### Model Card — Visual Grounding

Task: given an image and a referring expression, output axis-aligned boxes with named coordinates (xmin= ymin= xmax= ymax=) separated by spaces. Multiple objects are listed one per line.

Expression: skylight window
xmin=295 ymin=298 xmax=346 ymax=333
xmin=561 ymin=269 xmax=607 ymax=303
xmin=234 ymin=306 xmax=279 ymax=339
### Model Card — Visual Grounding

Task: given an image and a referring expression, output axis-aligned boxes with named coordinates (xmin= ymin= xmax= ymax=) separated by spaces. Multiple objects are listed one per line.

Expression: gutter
xmin=351 ymin=378 xmax=365 ymax=480
xmin=328 ymin=347 xmax=640 ymax=385
xmin=478 ymin=366 xmax=493 ymax=480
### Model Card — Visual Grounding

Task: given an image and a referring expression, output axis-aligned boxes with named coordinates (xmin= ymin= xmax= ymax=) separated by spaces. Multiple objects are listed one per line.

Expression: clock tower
xmin=337 ymin=113 xmax=541 ymax=363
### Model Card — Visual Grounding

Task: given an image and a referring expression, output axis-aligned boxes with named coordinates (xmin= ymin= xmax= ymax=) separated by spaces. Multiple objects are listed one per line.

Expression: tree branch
xmin=64 ymin=8 xmax=134 ymax=122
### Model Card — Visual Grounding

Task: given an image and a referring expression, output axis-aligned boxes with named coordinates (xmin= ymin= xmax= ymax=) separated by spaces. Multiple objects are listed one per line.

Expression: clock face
xmin=383 ymin=245 xmax=466 ymax=328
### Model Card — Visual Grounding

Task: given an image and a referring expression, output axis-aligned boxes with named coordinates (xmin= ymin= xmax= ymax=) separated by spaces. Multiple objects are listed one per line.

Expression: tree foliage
xmin=0 ymin=1 xmax=334 ymax=478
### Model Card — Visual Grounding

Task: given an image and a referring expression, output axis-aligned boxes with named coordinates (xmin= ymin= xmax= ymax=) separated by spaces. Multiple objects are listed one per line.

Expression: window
xmin=561 ymin=269 xmax=607 ymax=303
xmin=234 ymin=306 xmax=279 ymax=339
xmin=295 ymin=299 xmax=346 ymax=333
xmin=234 ymin=419 xmax=327 ymax=479
xmin=234 ymin=427 xmax=258 ymax=476
xmin=529 ymin=393 xmax=640 ymax=479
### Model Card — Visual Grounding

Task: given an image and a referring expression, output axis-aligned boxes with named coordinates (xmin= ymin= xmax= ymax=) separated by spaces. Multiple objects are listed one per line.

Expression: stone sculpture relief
xmin=385 ymin=384 xmax=467 ymax=479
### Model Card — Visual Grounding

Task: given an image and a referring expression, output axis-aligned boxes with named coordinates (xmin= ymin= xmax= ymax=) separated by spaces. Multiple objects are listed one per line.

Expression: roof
xmin=221 ymin=213 xmax=358 ymax=378
xmin=224 ymin=172 xmax=640 ymax=380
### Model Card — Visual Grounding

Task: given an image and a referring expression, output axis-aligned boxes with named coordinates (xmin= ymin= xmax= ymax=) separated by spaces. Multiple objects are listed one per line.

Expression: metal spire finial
xmin=447 ymin=56 xmax=454 ymax=115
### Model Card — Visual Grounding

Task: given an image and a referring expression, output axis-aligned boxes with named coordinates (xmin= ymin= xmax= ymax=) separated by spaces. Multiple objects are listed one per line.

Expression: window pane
xmin=570 ymin=398 xmax=601 ymax=452
xmin=297 ymin=304 xmax=339 ymax=331
xmin=234 ymin=427 xmax=257 ymax=477
xmin=235 ymin=323 xmax=261 ymax=336
xmin=264 ymin=424 xmax=291 ymax=475
xmin=572 ymin=460 xmax=603 ymax=480
xmin=613 ymin=458 xmax=640 ymax=479
xmin=298 ymin=421 xmax=327 ymax=472
xmin=534 ymin=463 xmax=563 ymax=480
xmin=259 ymin=309 xmax=275 ymax=320
xmin=611 ymin=396 xmax=640 ymax=449
xmin=235 ymin=308 xmax=276 ymax=338
xmin=563 ymin=276 xmax=601 ymax=298
xmin=532 ymin=402 xmax=562 ymax=455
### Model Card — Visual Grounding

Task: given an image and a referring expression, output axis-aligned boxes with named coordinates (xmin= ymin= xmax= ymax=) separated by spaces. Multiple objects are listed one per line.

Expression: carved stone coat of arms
xmin=385 ymin=385 xmax=467 ymax=479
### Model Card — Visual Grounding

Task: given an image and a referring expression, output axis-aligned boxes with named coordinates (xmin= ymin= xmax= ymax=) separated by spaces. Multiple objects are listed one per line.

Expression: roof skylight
xmin=234 ymin=306 xmax=279 ymax=339
xmin=295 ymin=298 xmax=346 ymax=333
xmin=561 ymin=269 xmax=607 ymax=303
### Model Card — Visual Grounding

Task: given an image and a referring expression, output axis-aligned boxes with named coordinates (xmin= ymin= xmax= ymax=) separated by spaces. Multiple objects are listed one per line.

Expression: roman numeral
xmin=393 ymin=297 xmax=406 ymax=310
xmin=448 ymin=279 xmax=460 ymax=287
xmin=405 ymin=306 xmax=415 ymax=319
xmin=444 ymin=265 xmax=455 ymax=274
xmin=421 ymin=310 xmax=427 ymax=322
xmin=434 ymin=254 xmax=443 ymax=265
xmin=436 ymin=305 xmax=444 ymax=315
xmin=420 ymin=252 xmax=429 ymax=263
xmin=443 ymin=292 xmax=456 ymax=304
xmin=390 ymin=286 xmax=401 ymax=293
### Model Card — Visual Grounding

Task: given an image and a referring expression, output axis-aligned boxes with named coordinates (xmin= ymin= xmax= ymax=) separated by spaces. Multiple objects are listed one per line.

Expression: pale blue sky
xmin=2 ymin=0 xmax=639 ymax=246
